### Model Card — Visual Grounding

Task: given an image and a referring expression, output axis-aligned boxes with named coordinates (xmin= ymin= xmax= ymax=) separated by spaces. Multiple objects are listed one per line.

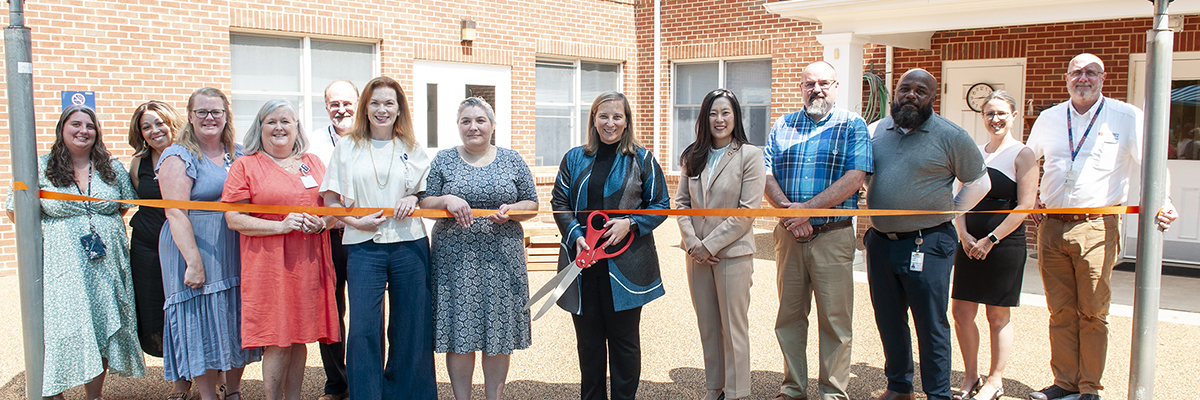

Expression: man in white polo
xmin=1026 ymin=53 xmax=1178 ymax=400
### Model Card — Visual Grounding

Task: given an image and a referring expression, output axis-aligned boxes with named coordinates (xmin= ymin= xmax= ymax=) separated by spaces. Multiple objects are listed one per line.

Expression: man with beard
xmin=311 ymin=79 xmax=357 ymax=400
xmin=763 ymin=61 xmax=873 ymax=400
xmin=864 ymin=69 xmax=989 ymax=400
xmin=1025 ymin=53 xmax=1177 ymax=400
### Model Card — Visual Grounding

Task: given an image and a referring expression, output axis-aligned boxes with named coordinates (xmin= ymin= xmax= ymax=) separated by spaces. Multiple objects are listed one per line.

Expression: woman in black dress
xmin=126 ymin=100 xmax=192 ymax=398
xmin=950 ymin=90 xmax=1039 ymax=400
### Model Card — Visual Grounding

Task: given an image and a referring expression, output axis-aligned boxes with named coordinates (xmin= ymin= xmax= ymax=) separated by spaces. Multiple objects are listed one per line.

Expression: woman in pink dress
xmin=222 ymin=99 xmax=339 ymax=400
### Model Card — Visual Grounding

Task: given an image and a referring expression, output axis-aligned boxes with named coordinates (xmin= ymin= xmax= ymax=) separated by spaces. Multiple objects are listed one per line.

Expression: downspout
xmin=653 ymin=0 xmax=662 ymax=158
xmin=885 ymin=45 xmax=893 ymax=117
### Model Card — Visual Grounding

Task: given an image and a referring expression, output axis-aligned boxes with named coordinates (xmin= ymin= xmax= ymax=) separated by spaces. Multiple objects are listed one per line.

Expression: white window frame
xmin=670 ymin=56 xmax=772 ymax=171
xmin=534 ymin=58 xmax=623 ymax=166
xmin=229 ymin=31 xmax=380 ymax=137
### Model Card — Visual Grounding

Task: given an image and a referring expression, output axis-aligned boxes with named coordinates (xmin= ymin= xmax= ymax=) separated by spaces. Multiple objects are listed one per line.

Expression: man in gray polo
xmin=865 ymin=69 xmax=989 ymax=400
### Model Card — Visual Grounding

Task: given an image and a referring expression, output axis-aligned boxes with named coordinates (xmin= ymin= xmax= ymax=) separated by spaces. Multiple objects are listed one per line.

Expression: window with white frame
xmin=230 ymin=34 xmax=376 ymax=140
xmin=535 ymin=60 xmax=621 ymax=167
xmin=672 ymin=59 xmax=771 ymax=170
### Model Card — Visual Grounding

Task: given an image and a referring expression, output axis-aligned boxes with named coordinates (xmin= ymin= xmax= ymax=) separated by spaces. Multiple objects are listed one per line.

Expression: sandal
xmin=224 ymin=391 xmax=241 ymax=400
xmin=165 ymin=392 xmax=190 ymax=400
xmin=952 ymin=376 xmax=984 ymax=400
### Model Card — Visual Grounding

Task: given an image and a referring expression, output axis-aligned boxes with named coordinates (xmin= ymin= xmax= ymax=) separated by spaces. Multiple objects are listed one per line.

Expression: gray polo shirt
xmin=866 ymin=113 xmax=986 ymax=233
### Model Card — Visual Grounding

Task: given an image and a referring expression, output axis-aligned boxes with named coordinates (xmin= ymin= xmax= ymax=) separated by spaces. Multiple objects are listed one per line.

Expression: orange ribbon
xmin=12 ymin=181 xmax=1138 ymax=218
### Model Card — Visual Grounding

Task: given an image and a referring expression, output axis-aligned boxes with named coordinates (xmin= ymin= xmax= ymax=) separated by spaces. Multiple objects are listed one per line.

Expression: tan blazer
xmin=677 ymin=143 xmax=766 ymax=258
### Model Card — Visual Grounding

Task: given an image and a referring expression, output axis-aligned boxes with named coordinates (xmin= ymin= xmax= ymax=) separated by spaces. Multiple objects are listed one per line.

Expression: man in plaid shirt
xmin=763 ymin=61 xmax=873 ymax=400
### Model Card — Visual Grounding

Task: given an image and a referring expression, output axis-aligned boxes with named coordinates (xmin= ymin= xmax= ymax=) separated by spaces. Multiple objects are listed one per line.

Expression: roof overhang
xmin=764 ymin=0 xmax=1200 ymax=49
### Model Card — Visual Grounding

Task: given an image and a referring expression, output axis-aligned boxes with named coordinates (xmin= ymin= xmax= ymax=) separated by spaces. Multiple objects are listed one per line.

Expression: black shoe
xmin=1078 ymin=395 xmax=1100 ymax=400
xmin=1029 ymin=385 xmax=1079 ymax=400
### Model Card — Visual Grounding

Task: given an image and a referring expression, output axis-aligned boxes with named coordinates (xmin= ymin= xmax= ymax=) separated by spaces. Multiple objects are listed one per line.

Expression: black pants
xmin=572 ymin=267 xmax=643 ymax=400
xmin=319 ymin=229 xmax=349 ymax=395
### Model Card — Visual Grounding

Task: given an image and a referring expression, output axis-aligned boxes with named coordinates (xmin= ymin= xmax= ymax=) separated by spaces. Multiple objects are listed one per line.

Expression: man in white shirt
xmin=313 ymin=79 xmax=357 ymax=400
xmin=1025 ymin=53 xmax=1178 ymax=400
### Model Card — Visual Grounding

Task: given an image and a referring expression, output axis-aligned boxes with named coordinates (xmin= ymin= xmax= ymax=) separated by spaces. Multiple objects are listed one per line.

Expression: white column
xmin=814 ymin=32 xmax=870 ymax=115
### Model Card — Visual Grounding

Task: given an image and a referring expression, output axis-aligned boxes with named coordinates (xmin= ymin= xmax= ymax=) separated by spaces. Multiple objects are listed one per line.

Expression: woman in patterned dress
xmin=420 ymin=97 xmax=538 ymax=400
xmin=158 ymin=88 xmax=261 ymax=400
xmin=5 ymin=105 xmax=144 ymax=400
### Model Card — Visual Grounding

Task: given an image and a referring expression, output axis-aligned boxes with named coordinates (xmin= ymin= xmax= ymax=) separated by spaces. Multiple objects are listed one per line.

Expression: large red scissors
xmin=525 ymin=210 xmax=634 ymax=321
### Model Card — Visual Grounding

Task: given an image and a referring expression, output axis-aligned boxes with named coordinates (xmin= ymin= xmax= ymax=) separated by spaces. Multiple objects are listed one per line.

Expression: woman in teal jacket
xmin=550 ymin=91 xmax=670 ymax=400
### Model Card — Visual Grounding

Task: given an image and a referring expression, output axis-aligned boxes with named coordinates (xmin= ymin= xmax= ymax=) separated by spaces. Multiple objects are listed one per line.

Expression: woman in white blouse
xmin=319 ymin=76 xmax=436 ymax=400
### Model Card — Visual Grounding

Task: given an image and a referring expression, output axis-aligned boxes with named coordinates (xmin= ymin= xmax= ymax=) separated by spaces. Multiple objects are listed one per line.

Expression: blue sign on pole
xmin=61 ymin=91 xmax=96 ymax=112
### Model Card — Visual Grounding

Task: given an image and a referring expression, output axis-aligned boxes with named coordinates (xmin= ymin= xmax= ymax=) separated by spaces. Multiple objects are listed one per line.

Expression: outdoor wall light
xmin=461 ymin=19 xmax=477 ymax=42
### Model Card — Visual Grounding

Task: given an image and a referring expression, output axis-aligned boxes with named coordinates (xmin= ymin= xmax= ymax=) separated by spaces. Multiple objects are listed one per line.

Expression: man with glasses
xmin=763 ymin=61 xmax=873 ymax=400
xmin=311 ymin=79 xmax=358 ymax=400
xmin=865 ymin=68 xmax=989 ymax=400
xmin=1025 ymin=53 xmax=1178 ymax=400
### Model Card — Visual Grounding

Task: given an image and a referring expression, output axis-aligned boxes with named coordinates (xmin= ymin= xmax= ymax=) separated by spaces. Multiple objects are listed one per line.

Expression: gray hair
xmin=243 ymin=99 xmax=308 ymax=157
xmin=458 ymin=97 xmax=497 ymax=125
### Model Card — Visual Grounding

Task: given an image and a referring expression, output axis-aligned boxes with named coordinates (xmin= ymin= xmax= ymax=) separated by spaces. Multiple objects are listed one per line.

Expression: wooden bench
xmin=523 ymin=222 xmax=560 ymax=271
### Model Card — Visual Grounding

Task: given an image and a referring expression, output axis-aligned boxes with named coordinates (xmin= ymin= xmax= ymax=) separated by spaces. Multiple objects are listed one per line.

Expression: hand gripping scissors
xmin=525 ymin=211 xmax=634 ymax=321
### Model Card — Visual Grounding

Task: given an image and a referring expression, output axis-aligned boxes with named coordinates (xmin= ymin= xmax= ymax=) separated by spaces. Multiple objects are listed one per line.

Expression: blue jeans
xmin=864 ymin=224 xmax=956 ymax=400
xmin=346 ymin=238 xmax=435 ymax=400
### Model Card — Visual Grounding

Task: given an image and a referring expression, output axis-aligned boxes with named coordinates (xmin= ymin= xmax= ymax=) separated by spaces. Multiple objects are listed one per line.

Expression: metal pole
xmin=1129 ymin=1 xmax=1172 ymax=399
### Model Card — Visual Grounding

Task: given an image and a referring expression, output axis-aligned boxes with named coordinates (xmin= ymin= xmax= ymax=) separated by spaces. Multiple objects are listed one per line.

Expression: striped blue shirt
xmin=763 ymin=108 xmax=874 ymax=225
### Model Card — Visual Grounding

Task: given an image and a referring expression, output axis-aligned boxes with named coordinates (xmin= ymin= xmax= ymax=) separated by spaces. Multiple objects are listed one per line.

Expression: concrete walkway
xmin=1 ymin=218 xmax=1197 ymax=399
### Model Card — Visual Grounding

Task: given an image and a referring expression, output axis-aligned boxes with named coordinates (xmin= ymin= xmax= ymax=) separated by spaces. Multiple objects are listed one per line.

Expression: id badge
xmin=300 ymin=175 xmax=318 ymax=189
xmin=1064 ymin=170 xmax=1079 ymax=188
xmin=910 ymin=251 xmax=924 ymax=272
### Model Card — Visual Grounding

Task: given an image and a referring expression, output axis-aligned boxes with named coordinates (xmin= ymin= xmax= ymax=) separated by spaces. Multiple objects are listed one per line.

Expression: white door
xmin=941 ymin=59 xmax=1027 ymax=145
xmin=412 ymin=61 xmax=512 ymax=153
xmin=1124 ymin=52 xmax=1200 ymax=265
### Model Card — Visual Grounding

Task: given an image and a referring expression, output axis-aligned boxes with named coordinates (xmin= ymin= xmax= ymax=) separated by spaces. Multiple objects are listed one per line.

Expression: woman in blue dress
xmin=158 ymin=87 xmax=260 ymax=400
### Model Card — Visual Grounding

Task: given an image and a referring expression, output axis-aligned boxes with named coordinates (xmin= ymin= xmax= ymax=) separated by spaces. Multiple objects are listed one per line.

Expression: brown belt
xmin=789 ymin=218 xmax=853 ymax=243
xmin=1046 ymin=213 xmax=1106 ymax=222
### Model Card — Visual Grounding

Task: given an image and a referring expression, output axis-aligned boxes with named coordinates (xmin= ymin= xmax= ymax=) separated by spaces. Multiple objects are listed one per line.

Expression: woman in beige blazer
xmin=677 ymin=89 xmax=766 ymax=400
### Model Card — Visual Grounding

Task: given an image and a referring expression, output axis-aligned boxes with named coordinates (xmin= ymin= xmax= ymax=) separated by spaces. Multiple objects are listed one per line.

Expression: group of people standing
xmin=2 ymin=51 xmax=1181 ymax=400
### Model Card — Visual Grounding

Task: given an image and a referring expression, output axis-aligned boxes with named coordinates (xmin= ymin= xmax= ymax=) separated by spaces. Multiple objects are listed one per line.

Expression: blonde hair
xmin=127 ymin=100 xmax=183 ymax=158
xmin=583 ymin=91 xmax=640 ymax=156
xmin=179 ymin=87 xmax=239 ymax=160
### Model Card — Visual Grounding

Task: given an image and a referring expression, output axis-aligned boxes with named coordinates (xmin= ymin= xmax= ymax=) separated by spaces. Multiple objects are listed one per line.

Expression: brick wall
xmin=0 ymin=0 xmax=637 ymax=275
xmin=891 ymin=15 xmax=1200 ymax=253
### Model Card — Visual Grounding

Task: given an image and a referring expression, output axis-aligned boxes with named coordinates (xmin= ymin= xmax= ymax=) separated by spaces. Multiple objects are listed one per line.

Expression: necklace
xmin=266 ymin=152 xmax=299 ymax=173
xmin=368 ymin=139 xmax=397 ymax=187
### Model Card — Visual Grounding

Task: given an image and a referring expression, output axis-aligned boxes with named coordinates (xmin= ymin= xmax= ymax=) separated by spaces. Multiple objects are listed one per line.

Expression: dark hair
xmin=680 ymin=89 xmax=749 ymax=178
xmin=47 ymin=105 xmax=118 ymax=187
xmin=583 ymin=91 xmax=640 ymax=156
xmin=127 ymin=100 xmax=183 ymax=158
xmin=347 ymin=76 xmax=417 ymax=150
xmin=981 ymin=90 xmax=1018 ymax=114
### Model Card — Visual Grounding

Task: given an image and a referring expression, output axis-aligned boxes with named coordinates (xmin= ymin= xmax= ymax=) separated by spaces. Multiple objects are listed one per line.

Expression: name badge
xmin=300 ymin=175 xmax=318 ymax=189
xmin=910 ymin=251 xmax=924 ymax=272
xmin=1065 ymin=170 xmax=1079 ymax=188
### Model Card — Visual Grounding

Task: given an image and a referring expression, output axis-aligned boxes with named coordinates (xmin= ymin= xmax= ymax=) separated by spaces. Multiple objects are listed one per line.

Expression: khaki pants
xmin=773 ymin=224 xmax=855 ymax=400
xmin=688 ymin=254 xmax=754 ymax=399
xmin=1037 ymin=215 xmax=1120 ymax=396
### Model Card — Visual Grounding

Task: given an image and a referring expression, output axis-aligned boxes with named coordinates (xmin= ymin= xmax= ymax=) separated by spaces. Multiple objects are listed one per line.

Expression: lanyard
xmin=74 ymin=161 xmax=96 ymax=230
xmin=1067 ymin=98 xmax=1105 ymax=162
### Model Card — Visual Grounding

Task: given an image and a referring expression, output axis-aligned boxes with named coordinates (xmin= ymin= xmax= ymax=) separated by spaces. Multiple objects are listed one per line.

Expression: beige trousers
xmin=1037 ymin=215 xmax=1120 ymax=396
xmin=773 ymin=224 xmax=855 ymax=400
xmin=688 ymin=253 xmax=754 ymax=399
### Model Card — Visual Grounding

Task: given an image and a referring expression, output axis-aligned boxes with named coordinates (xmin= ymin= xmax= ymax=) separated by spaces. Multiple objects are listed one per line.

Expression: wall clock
xmin=967 ymin=82 xmax=995 ymax=112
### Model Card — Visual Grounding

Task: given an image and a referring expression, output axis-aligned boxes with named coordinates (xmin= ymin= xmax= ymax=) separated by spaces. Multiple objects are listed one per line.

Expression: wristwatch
xmin=987 ymin=233 xmax=1000 ymax=244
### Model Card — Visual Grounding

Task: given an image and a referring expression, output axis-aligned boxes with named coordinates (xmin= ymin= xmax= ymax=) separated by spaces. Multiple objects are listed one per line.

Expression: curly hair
xmin=127 ymin=100 xmax=183 ymax=158
xmin=46 ymin=105 xmax=118 ymax=188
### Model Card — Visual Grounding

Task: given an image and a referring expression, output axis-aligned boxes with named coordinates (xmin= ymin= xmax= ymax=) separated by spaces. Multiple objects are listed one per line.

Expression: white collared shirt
xmin=319 ymin=138 xmax=432 ymax=245
xmin=308 ymin=124 xmax=341 ymax=168
xmin=1027 ymin=96 xmax=1144 ymax=208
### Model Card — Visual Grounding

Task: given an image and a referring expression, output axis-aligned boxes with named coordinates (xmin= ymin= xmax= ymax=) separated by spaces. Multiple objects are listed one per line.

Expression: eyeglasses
xmin=802 ymin=80 xmax=837 ymax=91
xmin=984 ymin=111 xmax=1012 ymax=119
xmin=192 ymin=109 xmax=225 ymax=119
xmin=1067 ymin=69 xmax=1104 ymax=80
